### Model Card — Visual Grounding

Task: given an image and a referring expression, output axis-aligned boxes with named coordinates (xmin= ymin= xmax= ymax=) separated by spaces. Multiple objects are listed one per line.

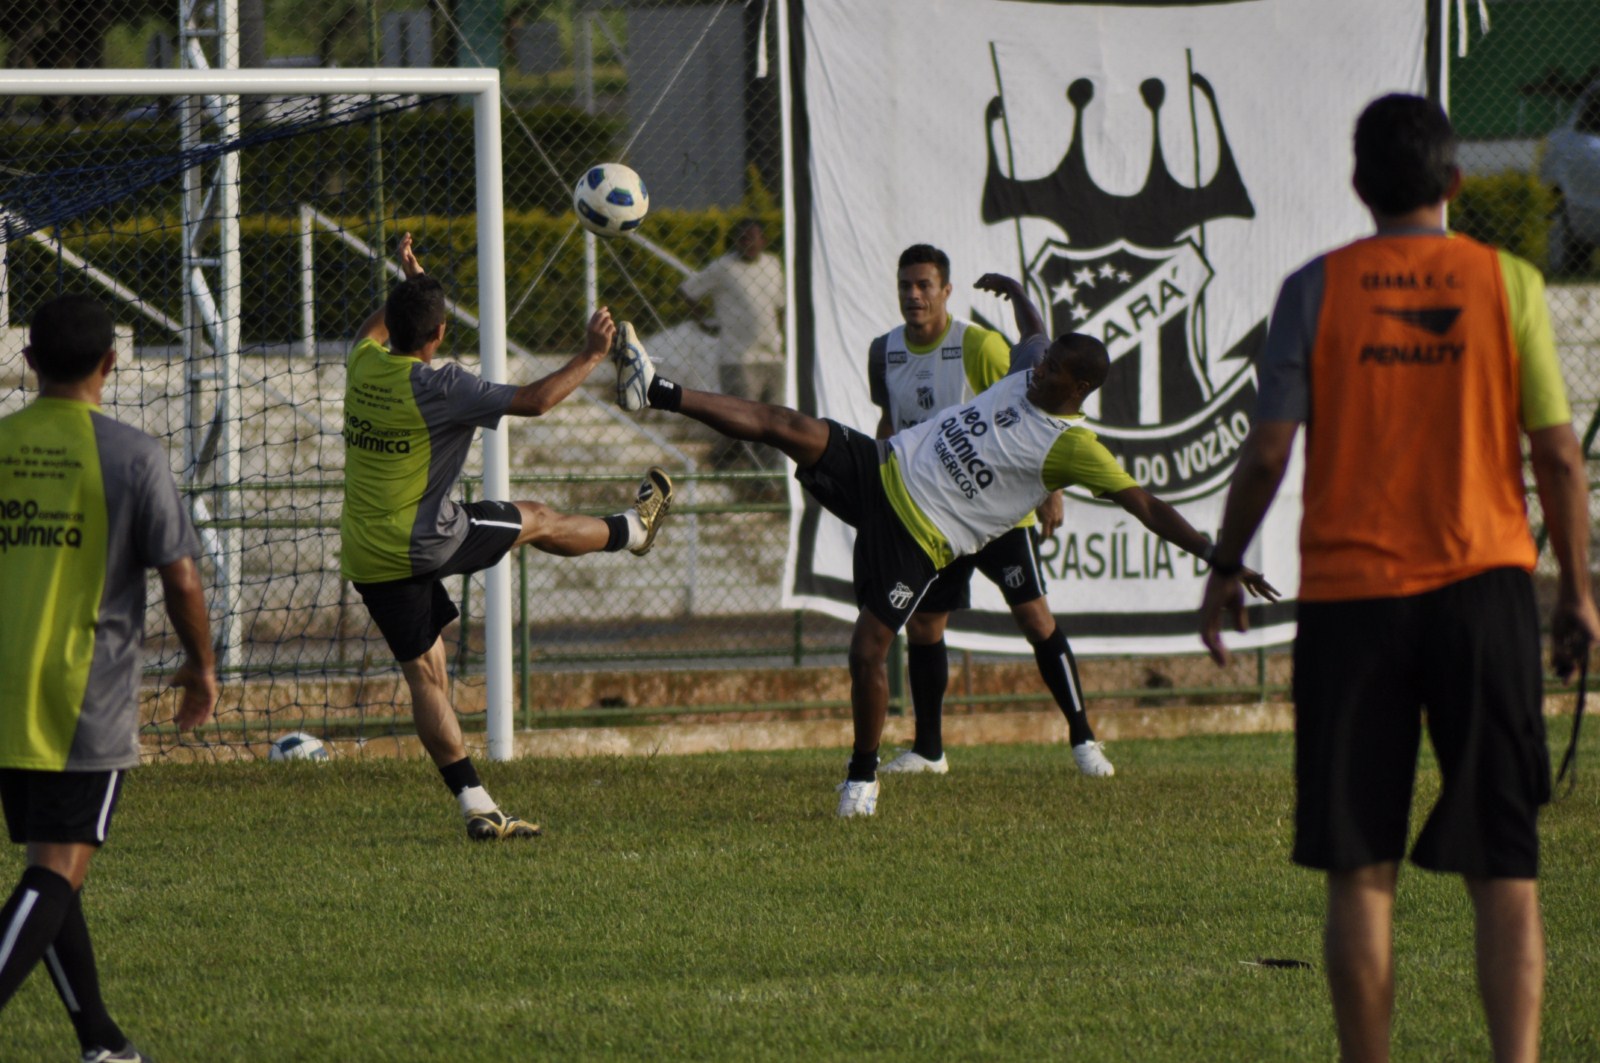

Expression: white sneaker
xmin=835 ymin=778 xmax=879 ymax=817
xmin=612 ymin=320 xmax=656 ymax=411
xmin=1072 ymin=740 xmax=1115 ymax=777
xmin=878 ymin=750 xmax=949 ymax=775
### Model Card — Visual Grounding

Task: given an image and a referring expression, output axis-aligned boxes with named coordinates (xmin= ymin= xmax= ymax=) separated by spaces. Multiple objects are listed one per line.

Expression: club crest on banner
xmin=982 ymin=71 xmax=1265 ymax=500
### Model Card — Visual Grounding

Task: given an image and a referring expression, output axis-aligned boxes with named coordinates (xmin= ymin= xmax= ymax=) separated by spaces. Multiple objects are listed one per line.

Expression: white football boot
xmin=835 ymin=778 xmax=880 ymax=817
xmin=1071 ymin=740 xmax=1115 ymax=778
xmin=611 ymin=320 xmax=656 ymax=411
xmin=878 ymin=750 xmax=950 ymax=775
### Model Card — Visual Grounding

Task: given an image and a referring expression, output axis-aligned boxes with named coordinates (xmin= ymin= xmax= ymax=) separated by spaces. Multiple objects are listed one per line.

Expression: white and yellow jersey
xmin=868 ymin=318 xmax=1011 ymax=433
xmin=882 ymin=372 xmax=1137 ymax=566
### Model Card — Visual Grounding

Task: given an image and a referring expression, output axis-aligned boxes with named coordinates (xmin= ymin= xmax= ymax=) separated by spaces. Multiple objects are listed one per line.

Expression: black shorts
xmin=1291 ymin=567 xmax=1548 ymax=878
xmin=918 ymin=526 xmax=1047 ymax=614
xmin=795 ymin=420 xmax=938 ymax=632
xmin=0 ymin=768 xmax=127 ymax=846
xmin=353 ymin=499 xmax=523 ymax=663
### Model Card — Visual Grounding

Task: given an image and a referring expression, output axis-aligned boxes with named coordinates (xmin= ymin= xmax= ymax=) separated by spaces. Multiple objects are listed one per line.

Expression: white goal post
xmin=0 ymin=68 xmax=519 ymax=760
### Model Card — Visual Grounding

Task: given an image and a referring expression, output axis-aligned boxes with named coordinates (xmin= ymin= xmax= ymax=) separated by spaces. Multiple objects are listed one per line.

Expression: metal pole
xmin=578 ymin=6 xmax=598 ymax=321
xmin=518 ymin=547 xmax=531 ymax=728
xmin=366 ymin=0 xmax=388 ymax=296
xmin=299 ymin=204 xmax=315 ymax=357
xmin=216 ymin=0 xmax=244 ymax=672
xmin=473 ymin=80 xmax=515 ymax=761
xmin=887 ymin=633 xmax=906 ymax=716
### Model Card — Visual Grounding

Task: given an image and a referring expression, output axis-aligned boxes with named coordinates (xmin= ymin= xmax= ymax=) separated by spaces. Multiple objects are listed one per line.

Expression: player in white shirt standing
xmin=609 ymin=283 xmax=1277 ymax=816
xmin=869 ymin=245 xmax=1113 ymax=778
xmin=680 ymin=220 xmax=786 ymax=399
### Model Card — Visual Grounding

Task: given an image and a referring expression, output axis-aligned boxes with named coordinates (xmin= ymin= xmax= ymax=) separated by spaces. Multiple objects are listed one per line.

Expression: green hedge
xmin=6 ymin=209 xmax=783 ymax=353
xmin=1452 ymin=172 xmax=1557 ymax=267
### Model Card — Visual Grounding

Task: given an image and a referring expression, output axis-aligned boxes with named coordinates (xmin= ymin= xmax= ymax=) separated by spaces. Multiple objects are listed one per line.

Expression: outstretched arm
xmin=1197 ymin=420 xmax=1298 ymax=665
xmin=975 ymin=273 xmax=1047 ymax=339
xmin=1110 ymin=482 xmax=1280 ymax=604
xmin=356 ymin=232 xmax=428 ymax=344
xmin=506 ymin=307 xmax=616 ymax=416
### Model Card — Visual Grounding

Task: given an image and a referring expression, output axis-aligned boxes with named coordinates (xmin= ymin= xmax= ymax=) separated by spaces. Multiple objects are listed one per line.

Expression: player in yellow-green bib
xmin=0 ymin=295 xmax=216 ymax=1063
xmin=608 ymin=275 xmax=1278 ymax=817
xmin=342 ymin=234 xmax=673 ymax=841
xmin=868 ymin=245 xmax=1116 ymax=779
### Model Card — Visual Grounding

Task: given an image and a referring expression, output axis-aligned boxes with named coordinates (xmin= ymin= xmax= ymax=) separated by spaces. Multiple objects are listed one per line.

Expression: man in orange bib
xmin=1200 ymin=95 xmax=1597 ymax=1063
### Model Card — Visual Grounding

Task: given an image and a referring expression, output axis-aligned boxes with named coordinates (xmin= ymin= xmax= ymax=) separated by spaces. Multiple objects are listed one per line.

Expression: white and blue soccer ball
xmin=573 ymin=162 xmax=649 ymax=236
xmin=268 ymin=731 xmax=329 ymax=762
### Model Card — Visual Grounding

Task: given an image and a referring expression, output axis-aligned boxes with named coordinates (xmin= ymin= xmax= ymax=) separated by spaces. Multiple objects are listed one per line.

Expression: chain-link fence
xmin=1 ymin=2 xmax=1595 ymax=754
xmin=0 ymin=1 xmax=814 ymax=757
xmin=1448 ymin=0 xmax=1600 ymax=628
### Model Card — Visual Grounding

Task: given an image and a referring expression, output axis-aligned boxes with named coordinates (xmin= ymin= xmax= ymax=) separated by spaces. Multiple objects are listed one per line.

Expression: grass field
xmin=3 ymin=728 xmax=1598 ymax=1061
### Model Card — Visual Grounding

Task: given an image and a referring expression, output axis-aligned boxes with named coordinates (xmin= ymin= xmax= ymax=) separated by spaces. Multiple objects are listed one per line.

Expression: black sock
xmin=43 ymin=889 xmax=125 ymax=1053
xmin=439 ymin=756 xmax=482 ymax=796
xmin=907 ymin=640 xmax=948 ymax=761
xmin=647 ymin=377 xmax=682 ymax=411
xmin=601 ymin=513 xmax=632 ymax=552
xmin=0 ymin=866 xmax=74 ymax=1010
xmin=846 ymin=750 xmax=879 ymax=782
xmin=1034 ymin=626 xmax=1096 ymax=746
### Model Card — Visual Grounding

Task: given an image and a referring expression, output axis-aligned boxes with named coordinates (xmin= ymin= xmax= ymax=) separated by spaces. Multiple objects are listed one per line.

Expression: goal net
xmin=0 ymin=69 xmax=530 ymax=760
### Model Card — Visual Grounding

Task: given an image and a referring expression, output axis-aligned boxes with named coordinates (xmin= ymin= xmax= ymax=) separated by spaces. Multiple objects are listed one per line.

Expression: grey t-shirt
xmin=0 ymin=399 xmax=199 ymax=770
xmin=1254 ymin=257 xmax=1325 ymax=424
xmin=340 ymin=339 xmax=520 ymax=582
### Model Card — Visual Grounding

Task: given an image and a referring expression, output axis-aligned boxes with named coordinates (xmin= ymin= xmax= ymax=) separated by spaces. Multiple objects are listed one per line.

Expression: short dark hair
xmin=1352 ymin=94 xmax=1457 ymax=216
xmin=28 ymin=295 xmax=115 ymax=383
xmin=1049 ymin=332 xmax=1110 ymax=391
xmin=898 ymin=244 xmax=950 ymax=286
xmin=385 ymin=275 xmax=448 ymax=354
xmin=732 ymin=217 xmax=764 ymax=239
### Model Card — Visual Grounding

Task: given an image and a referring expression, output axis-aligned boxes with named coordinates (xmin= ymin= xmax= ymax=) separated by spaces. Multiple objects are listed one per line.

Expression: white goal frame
xmin=0 ymin=69 xmax=519 ymax=760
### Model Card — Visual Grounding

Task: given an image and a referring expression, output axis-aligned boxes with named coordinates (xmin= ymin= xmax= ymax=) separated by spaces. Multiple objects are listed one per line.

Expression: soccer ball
xmin=573 ymin=162 xmax=649 ymax=236
xmin=268 ymin=731 xmax=329 ymax=762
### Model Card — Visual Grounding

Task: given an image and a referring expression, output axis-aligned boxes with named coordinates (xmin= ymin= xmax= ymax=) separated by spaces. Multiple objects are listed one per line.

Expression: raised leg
xmin=675 ymin=388 xmax=831 ymax=469
xmin=511 ymin=501 xmax=611 ymax=555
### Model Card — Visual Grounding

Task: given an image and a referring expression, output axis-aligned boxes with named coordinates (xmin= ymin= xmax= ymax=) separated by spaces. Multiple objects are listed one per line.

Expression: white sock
xmin=622 ymin=509 xmax=647 ymax=550
xmin=458 ymin=785 xmax=496 ymax=816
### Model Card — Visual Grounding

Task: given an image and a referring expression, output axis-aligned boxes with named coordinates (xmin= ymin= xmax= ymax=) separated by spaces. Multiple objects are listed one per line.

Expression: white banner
xmin=782 ymin=0 xmax=1427 ymax=654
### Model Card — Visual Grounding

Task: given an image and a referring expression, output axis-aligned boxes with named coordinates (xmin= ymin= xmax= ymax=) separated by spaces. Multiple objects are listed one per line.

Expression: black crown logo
xmin=982 ymin=74 xmax=1254 ymax=248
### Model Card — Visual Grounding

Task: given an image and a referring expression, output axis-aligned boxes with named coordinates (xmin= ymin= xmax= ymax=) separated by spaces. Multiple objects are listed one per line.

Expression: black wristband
xmin=1210 ymin=555 xmax=1244 ymax=577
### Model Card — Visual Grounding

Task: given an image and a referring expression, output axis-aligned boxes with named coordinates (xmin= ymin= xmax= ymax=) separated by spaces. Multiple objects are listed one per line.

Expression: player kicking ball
xmin=341 ymin=234 xmax=673 ymax=839
xmin=609 ymin=298 xmax=1277 ymax=816
xmin=870 ymin=249 xmax=1119 ymax=778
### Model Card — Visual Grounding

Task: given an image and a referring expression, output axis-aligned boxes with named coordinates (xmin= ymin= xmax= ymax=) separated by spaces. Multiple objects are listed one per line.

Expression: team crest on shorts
xmin=1003 ymin=565 xmax=1025 ymax=589
xmin=888 ymin=581 xmax=915 ymax=610
xmin=981 ymin=70 xmax=1265 ymax=501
